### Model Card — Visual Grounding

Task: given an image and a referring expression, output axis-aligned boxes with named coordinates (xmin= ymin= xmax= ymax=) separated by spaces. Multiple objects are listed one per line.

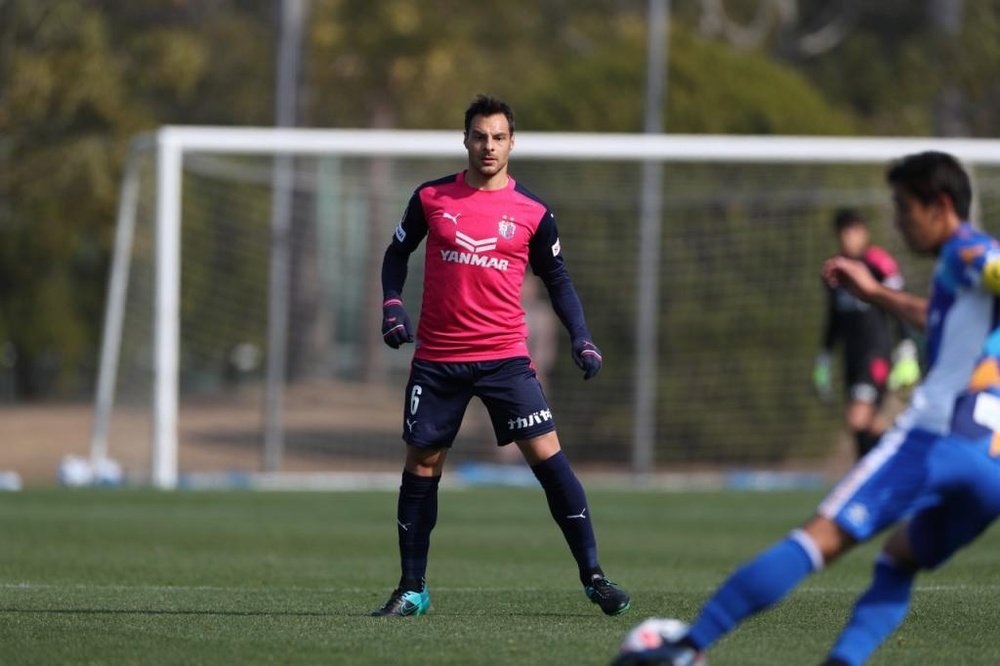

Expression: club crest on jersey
xmin=498 ymin=215 xmax=516 ymax=240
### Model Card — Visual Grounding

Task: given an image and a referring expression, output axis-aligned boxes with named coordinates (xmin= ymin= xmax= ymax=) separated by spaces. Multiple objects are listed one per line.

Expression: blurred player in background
xmin=371 ymin=94 xmax=630 ymax=618
xmin=614 ymin=151 xmax=1000 ymax=665
xmin=813 ymin=208 xmax=921 ymax=458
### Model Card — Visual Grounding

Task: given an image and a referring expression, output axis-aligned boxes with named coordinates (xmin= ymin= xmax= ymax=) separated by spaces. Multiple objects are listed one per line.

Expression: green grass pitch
xmin=2 ymin=487 xmax=999 ymax=664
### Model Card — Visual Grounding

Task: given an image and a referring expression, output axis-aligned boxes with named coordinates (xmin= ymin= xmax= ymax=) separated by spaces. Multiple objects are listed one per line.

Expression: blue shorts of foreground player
xmin=402 ymin=357 xmax=555 ymax=448
xmin=820 ymin=404 xmax=1000 ymax=568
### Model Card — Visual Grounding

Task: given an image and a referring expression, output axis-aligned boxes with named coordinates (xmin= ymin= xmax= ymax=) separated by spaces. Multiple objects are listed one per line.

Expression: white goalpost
xmin=91 ymin=127 xmax=1000 ymax=489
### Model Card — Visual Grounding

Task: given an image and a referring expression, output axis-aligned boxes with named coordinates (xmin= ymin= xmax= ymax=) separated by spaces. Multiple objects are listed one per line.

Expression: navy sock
xmin=397 ymin=470 xmax=441 ymax=590
xmin=688 ymin=532 xmax=820 ymax=650
xmin=530 ymin=450 xmax=601 ymax=585
xmin=827 ymin=555 xmax=915 ymax=666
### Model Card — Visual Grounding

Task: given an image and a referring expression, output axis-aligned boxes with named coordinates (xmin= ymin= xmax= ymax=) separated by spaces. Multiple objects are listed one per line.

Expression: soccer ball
xmin=614 ymin=617 xmax=706 ymax=665
xmin=57 ymin=455 xmax=94 ymax=487
xmin=57 ymin=455 xmax=124 ymax=488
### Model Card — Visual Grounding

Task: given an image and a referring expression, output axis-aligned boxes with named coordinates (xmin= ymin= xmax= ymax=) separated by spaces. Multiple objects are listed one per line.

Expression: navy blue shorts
xmin=845 ymin=349 xmax=890 ymax=404
xmin=401 ymin=357 xmax=555 ymax=448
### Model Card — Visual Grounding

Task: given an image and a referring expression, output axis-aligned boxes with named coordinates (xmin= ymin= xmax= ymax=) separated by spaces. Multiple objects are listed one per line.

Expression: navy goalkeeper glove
xmin=572 ymin=338 xmax=602 ymax=380
xmin=381 ymin=298 xmax=414 ymax=349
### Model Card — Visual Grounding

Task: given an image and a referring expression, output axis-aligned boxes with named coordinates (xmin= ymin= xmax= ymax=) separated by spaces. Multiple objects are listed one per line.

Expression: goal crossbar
xmin=156 ymin=126 xmax=1000 ymax=163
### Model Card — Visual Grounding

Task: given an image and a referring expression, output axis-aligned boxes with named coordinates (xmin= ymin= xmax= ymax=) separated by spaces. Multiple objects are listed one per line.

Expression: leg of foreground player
xmin=371 ymin=445 xmax=446 ymax=617
xmin=822 ymin=549 xmax=915 ymax=666
xmin=520 ymin=432 xmax=630 ymax=615
xmin=825 ymin=435 xmax=1000 ymax=665
xmin=613 ymin=516 xmax=854 ymax=664
xmin=685 ymin=517 xmax=849 ymax=650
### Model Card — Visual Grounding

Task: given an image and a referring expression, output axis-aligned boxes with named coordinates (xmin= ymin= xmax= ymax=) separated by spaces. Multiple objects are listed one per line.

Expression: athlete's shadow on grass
xmin=3 ymin=608 xmax=597 ymax=618
xmin=1 ymin=607 xmax=339 ymax=617
xmin=378 ymin=611 xmax=595 ymax=618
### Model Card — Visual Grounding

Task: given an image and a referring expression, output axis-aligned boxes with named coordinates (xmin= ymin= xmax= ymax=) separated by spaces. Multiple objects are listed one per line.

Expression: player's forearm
xmin=541 ymin=272 xmax=590 ymax=340
xmin=381 ymin=244 xmax=410 ymax=300
xmin=821 ymin=312 xmax=837 ymax=351
xmin=869 ymin=285 xmax=927 ymax=332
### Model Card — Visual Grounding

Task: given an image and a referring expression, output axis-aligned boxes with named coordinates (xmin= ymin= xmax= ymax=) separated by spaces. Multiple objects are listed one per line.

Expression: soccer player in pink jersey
xmin=371 ymin=95 xmax=630 ymax=618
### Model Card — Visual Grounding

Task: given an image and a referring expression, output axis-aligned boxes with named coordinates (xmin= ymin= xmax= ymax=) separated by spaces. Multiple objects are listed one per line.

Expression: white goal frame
xmin=92 ymin=127 xmax=1000 ymax=488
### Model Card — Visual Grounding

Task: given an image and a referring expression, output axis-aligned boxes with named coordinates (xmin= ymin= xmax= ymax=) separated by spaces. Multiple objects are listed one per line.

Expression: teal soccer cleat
xmin=586 ymin=575 xmax=631 ymax=616
xmin=370 ymin=584 xmax=431 ymax=617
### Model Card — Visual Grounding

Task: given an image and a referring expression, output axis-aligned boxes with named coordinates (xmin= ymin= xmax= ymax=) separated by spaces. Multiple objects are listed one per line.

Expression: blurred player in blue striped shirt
xmin=615 ymin=151 xmax=1000 ymax=666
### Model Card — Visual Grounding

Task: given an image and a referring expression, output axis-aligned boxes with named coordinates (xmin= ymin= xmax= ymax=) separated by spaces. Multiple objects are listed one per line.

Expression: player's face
xmin=464 ymin=113 xmax=513 ymax=186
xmin=837 ymin=224 xmax=869 ymax=258
xmin=892 ymin=185 xmax=945 ymax=255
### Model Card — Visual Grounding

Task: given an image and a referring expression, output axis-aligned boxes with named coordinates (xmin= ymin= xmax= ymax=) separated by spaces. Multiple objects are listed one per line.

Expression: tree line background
xmin=1 ymin=0 xmax=997 ymax=403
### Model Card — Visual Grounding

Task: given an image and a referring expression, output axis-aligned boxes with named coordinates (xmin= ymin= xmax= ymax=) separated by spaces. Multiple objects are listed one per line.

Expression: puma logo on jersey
xmin=566 ymin=507 xmax=588 ymax=520
xmin=441 ymin=211 xmax=462 ymax=225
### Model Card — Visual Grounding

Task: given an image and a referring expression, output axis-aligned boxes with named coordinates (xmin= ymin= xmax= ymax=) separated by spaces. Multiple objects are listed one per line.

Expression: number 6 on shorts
xmin=410 ymin=385 xmax=422 ymax=415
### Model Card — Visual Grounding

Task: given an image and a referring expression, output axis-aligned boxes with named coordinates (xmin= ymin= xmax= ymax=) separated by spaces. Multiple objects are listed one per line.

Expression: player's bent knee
xmin=845 ymin=401 xmax=877 ymax=432
xmin=881 ymin=524 xmax=921 ymax=571
xmin=801 ymin=515 xmax=857 ymax=565
xmin=515 ymin=431 xmax=562 ymax=465
xmin=404 ymin=444 xmax=448 ymax=476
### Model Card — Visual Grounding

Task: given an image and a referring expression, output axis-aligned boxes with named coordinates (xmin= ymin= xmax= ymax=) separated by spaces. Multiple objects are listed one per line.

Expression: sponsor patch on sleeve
xmin=551 ymin=238 xmax=561 ymax=256
xmin=395 ymin=224 xmax=406 ymax=243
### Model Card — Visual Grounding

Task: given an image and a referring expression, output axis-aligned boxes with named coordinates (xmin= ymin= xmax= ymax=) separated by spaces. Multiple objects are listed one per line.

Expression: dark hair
xmin=886 ymin=151 xmax=972 ymax=219
xmin=464 ymin=95 xmax=515 ymax=136
xmin=832 ymin=207 xmax=865 ymax=232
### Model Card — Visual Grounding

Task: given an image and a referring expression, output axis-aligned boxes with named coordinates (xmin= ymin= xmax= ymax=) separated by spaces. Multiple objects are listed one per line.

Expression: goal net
xmin=91 ymin=129 xmax=1000 ymax=488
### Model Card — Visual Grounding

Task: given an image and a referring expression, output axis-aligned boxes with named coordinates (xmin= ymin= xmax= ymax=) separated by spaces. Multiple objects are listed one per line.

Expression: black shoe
xmin=369 ymin=584 xmax=430 ymax=617
xmin=586 ymin=575 xmax=631 ymax=616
